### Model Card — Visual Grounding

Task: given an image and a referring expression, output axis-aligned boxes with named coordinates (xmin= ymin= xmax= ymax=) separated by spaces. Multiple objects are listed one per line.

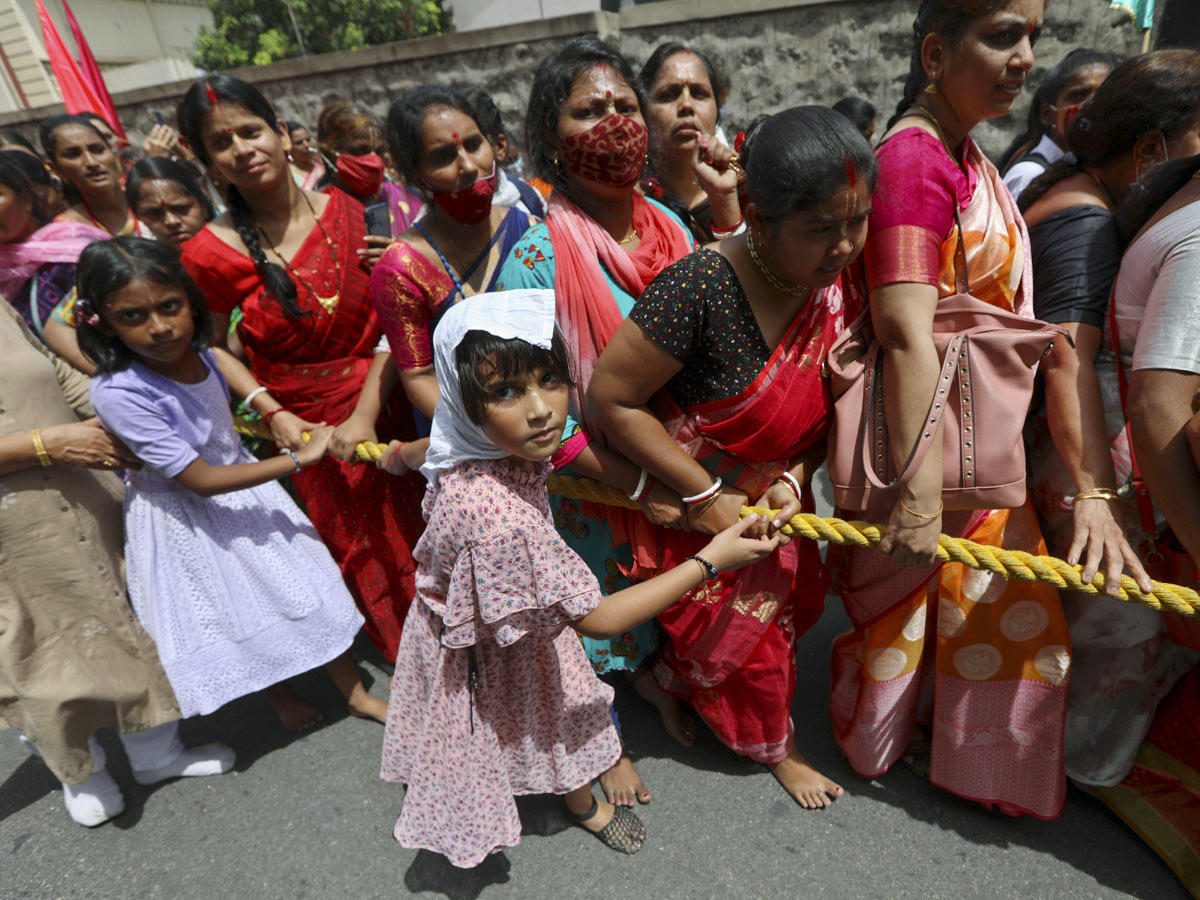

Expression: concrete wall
xmin=0 ymin=0 xmax=1144 ymax=160
xmin=447 ymin=0 xmax=599 ymax=34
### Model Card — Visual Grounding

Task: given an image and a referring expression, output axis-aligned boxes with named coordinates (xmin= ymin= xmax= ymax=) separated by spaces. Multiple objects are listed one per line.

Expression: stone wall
xmin=0 ymin=0 xmax=1144 ymax=160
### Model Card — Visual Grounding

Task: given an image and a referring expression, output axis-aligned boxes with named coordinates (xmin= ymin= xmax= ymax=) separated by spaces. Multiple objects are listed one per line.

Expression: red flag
xmin=35 ymin=0 xmax=106 ymax=121
xmin=61 ymin=0 xmax=126 ymax=141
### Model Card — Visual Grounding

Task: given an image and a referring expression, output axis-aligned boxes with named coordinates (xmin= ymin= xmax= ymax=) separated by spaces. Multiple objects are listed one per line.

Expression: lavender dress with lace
xmin=90 ymin=350 xmax=364 ymax=717
xmin=380 ymin=458 xmax=621 ymax=868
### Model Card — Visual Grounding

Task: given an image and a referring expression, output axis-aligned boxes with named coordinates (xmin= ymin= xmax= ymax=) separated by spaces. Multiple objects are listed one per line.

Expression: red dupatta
xmin=183 ymin=189 xmax=383 ymax=424
xmin=613 ymin=279 xmax=853 ymax=685
xmin=546 ymin=190 xmax=693 ymax=430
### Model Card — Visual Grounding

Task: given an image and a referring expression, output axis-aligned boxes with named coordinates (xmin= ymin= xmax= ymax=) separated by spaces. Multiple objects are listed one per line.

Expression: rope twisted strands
xmin=233 ymin=416 xmax=386 ymax=462
xmin=544 ymin=471 xmax=1200 ymax=618
xmin=232 ymin=416 xmax=1199 ymax=617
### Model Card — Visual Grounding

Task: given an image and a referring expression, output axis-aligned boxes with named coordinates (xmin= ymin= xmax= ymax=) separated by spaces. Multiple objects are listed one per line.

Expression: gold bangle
xmin=898 ymin=497 xmax=942 ymax=519
xmin=1072 ymin=488 xmax=1120 ymax=504
xmin=30 ymin=429 xmax=52 ymax=467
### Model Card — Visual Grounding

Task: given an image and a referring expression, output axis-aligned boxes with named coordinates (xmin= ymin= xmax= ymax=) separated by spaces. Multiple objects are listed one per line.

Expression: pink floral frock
xmin=380 ymin=457 xmax=622 ymax=868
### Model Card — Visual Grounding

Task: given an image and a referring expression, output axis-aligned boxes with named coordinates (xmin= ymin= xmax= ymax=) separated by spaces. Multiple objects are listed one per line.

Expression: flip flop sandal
xmin=570 ymin=797 xmax=645 ymax=854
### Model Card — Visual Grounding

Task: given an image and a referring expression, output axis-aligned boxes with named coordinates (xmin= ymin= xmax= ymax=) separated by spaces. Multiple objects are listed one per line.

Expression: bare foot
xmin=769 ymin=744 xmax=844 ymax=809
xmin=346 ymin=688 xmax=389 ymax=724
xmin=598 ymin=753 xmax=652 ymax=806
xmin=635 ymin=669 xmax=696 ymax=747
xmin=265 ymin=683 xmax=324 ymax=731
xmin=324 ymin=651 xmax=387 ymax=724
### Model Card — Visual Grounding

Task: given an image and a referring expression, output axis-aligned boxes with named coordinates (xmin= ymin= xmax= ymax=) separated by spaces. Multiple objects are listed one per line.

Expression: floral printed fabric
xmin=380 ymin=458 xmax=621 ymax=868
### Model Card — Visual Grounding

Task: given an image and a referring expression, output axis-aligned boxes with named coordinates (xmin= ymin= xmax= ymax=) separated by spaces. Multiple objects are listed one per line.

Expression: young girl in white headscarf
xmin=375 ymin=289 xmax=780 ymax=867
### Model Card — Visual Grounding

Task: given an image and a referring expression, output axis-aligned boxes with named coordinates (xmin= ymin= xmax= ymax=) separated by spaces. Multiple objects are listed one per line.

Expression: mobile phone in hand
xmin=364 ymin=202 xmax=392 ymax=237
xmin=153 ymin=111 xmax=165 ymax=127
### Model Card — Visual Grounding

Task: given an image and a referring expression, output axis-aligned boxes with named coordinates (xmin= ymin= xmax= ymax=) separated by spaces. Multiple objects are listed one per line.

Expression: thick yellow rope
xmin=232 ymin=417 xmax=1199 ymax=617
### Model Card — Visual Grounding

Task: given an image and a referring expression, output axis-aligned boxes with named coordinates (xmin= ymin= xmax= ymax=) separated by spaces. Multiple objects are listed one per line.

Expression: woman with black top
xmin=1020 ymin=49 xmax=1200 ymax=789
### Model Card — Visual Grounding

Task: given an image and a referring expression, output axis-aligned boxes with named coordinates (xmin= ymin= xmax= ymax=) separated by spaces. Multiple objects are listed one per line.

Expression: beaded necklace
xmin=256 ymin=191 xmax=342 ymax=314
xmin=746 ymin=228 xmax=810 ymax=297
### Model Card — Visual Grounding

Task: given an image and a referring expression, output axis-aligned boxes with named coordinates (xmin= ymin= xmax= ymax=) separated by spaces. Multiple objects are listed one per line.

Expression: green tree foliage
xmin=194 ymin=0 xmax=449 ymax=70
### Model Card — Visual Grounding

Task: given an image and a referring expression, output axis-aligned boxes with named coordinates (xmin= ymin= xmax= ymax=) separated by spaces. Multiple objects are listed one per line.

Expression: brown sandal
xmin=570 ymin=797 xmax=645 ymax=855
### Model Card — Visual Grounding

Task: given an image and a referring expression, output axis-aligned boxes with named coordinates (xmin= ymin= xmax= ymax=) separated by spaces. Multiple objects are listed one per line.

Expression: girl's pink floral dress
xmin=380 ymin=457 xmax=622 ymax=868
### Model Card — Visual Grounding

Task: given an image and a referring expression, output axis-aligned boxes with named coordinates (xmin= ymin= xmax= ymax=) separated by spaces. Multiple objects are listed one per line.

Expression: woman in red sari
xmin=177 ymin=75 xmax=424 ymax=668
xmin=588 ymin=107 xmax=874 ymax=808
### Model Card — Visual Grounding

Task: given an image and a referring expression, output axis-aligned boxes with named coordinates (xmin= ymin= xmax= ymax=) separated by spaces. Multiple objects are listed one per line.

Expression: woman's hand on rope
xmin=376 ymin=440 xmax=412 ymax=476
xmin=751 ymin=482 xmax=803 ymax=545
xmin=698 ymin=514 xmax=781 ymax=572
xmin=687 ymin=486 xmax=756 ymax=536
xmin=1069 ymin=498 xmax=1154 ymax=595
xmin=41 ymin=419 xmax=141 ymax=470
xmin=639 ymin=480 xmax=687 ymax=529
xmin=268 ymin=410 xmax=323 ymax=452
xmin=878 ymin=497 xmax=942 ymax=568
xmin=329 ymin=413 xmax=378 ymax=462
xmin=295 ymin=424 xmax=335 ymax=466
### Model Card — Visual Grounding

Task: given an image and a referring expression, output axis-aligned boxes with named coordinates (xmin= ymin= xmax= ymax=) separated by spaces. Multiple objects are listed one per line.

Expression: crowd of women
xmin=2 ymin=0 xmax=1199 ymax=889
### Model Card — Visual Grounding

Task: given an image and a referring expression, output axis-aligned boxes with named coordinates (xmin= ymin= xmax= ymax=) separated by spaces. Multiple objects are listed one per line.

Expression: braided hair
xmin=177 ymin=75 xmax=304 ymax=319
xmin=889 ymin=0 xmax=1008 ymax=130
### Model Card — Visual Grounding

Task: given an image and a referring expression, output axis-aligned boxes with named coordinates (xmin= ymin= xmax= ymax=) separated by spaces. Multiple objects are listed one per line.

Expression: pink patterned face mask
xmin=558 ymin=113 xmax=648 ymax=188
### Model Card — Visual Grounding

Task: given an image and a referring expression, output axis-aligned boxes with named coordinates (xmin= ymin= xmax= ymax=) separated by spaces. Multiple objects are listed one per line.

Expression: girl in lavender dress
xmin=80 ymin=236 xmax=388 ymax=730
xmin=374 ymin=289 xmax=781 ymax=867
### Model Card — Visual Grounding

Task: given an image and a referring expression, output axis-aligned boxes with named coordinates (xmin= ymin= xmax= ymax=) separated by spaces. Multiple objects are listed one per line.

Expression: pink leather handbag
xmin=827 ymin=220 xmax=1066 ymax=512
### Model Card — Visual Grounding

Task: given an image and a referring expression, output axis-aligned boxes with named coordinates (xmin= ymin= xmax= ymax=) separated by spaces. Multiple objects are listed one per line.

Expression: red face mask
xmin=336 ymin=152 xmax=385 ymax=198
xmin=427 ymin=163 xmax=497 ymax=225
xmin=559 ymin=113 xmax=648 ymax=188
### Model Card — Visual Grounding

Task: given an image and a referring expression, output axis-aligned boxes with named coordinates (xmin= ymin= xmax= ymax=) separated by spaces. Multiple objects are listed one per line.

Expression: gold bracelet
xmin=898 ymin=497 xmax=942 ymax=519
xmin=1072 ymin=488 xmax=1120 ymax=504
xmin=30 ymin=429 xmax=52 ymax=467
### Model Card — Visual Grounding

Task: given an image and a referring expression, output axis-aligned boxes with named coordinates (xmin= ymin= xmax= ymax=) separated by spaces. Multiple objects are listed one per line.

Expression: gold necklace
xmin=256 ymin=191 xmax=342 ymax=315
xmin=907 ymin=105 xmax=962 ymax=168
xmin=1086 ymin=170 xmax=1115 ymax=210
xmin=746 ymin=229 xmax=810 ymax=297
xmin=617 ymin=225 xmax=639 ymax=245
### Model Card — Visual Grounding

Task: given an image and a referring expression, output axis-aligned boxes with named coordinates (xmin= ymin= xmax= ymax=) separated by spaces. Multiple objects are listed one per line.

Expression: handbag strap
xmin=858 ymin=210 xmax=973 ymax=492
xmin=953 ymin=209 xmax=971 ymax=296
xmin=1108 ymin=285 xmax=1161 ymax=550
xmin=858 ymin=333 xmax=969 ymax=491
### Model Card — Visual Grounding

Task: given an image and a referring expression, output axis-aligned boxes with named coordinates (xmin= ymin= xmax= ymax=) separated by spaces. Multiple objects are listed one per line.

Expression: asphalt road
xmin=2 ymin=475 xmax=1190 ymax=900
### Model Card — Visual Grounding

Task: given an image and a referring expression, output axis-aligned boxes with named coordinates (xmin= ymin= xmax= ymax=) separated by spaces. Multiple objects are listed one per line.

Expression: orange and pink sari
xmin=828 ymin=128 xmax=1070 ymax=819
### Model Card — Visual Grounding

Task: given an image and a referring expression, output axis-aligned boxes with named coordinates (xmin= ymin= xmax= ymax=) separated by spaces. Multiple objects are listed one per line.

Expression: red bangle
xmin=261 ymin=408 xmax=286 ymax=423
xmin=710 ymin=214 xmax=744 ymax=236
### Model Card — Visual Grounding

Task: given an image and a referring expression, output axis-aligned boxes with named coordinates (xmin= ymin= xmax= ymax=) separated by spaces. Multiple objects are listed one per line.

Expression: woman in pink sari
xmin=589 ymin=107 xmax=873 ymax=808
xmin=829 ymin=0 xmax=1139 ymax=819
xmin=0 ymin=154 xmax=106 ymax=369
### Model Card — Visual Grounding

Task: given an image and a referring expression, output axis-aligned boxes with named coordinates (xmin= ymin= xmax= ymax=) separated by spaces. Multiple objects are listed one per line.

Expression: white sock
xmin=129 ymin=742 xmax=236 ymax=786
xmin=61 ymin=738 xmax=125 ymax=827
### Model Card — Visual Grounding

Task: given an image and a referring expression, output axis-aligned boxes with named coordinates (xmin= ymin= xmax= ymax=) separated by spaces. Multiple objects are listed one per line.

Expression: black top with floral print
xmin=629 ymin=248 xmax=771 ymax=407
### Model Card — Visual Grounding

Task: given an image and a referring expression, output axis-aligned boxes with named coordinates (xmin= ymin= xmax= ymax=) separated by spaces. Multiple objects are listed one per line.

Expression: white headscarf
xmin=420 ymin=289 xmax=558 ymax=486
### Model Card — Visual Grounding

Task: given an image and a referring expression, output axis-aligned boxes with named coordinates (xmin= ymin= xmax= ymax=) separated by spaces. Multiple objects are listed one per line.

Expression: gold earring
xmin=924 ymin=73 xmax=940 ymax=95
